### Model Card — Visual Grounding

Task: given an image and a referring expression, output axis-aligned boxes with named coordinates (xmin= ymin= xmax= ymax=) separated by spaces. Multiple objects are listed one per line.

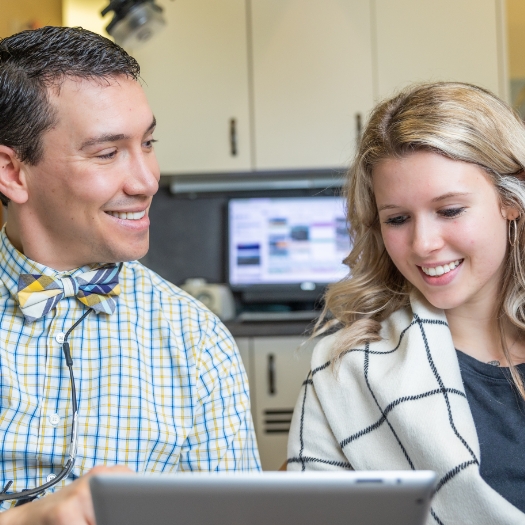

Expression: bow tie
xmin=17 ymin=265 xmax=121 ymax=322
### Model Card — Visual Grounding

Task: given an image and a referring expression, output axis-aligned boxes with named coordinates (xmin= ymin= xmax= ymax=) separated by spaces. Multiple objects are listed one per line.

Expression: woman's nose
xmin=411 ymin=218 xmax=443 ymax=256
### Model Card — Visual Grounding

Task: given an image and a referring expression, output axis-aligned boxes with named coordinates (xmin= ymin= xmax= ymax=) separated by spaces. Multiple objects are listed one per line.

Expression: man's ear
xmin=0 ymin=146 xmax=29 ymax=204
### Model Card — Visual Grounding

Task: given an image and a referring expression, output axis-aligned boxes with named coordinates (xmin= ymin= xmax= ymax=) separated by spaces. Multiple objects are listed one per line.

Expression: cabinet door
xmin=252 ymin=336 xmax=317 ymax=471
xmin=132 ymin=0 xmax=252 ymax=174
xmin=250 ymin=0 xmax=375 ymax=171
xmin=374 ymin=0 xmax=506 ymax=100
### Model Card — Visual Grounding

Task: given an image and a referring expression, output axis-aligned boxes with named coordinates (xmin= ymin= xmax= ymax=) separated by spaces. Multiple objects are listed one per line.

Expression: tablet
xmin=90 ymin=470 xmax=436 ymax=525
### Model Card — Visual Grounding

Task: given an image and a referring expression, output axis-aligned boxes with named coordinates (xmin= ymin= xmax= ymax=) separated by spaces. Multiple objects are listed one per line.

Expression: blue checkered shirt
xmin=0 ymin=228 xmax=260 ymax=509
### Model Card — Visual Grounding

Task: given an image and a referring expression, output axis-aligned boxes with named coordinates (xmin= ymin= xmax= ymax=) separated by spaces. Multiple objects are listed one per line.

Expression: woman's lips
xmin=417 ymin=259 xmax=464 ymax=286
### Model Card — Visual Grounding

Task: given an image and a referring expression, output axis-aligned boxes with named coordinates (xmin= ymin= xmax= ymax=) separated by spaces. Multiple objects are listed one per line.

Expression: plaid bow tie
xmin=17 ymin=265 xmax=121 ymax=322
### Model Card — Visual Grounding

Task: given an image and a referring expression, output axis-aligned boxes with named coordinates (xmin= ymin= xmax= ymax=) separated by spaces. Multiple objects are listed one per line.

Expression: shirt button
xmin=48 ymin=413 xmax=60 ymax=427
xmin=55 ymin=333 xmax=65 ymax=344
xmin=46 ymin=474 xmax=56 ymax=483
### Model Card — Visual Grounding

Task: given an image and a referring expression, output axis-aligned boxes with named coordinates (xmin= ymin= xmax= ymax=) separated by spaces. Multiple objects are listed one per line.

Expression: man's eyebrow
xmin=79 ymin=116 xmax=157 ymax=150
xmin=377 ymin=192 xmax=472 ymax=212
xmin=80 ymin=133 xmax=129 ymax=150
xmin=145 ymin=116 xmax=156 ymax=135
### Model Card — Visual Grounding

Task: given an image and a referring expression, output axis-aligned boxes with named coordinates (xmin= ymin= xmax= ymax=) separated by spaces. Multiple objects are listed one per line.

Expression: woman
xmin=287 ymin=82 xmax=525 ymax=524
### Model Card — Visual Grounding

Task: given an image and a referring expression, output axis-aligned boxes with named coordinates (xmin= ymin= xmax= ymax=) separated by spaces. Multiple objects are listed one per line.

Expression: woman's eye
xmin=384 ymin=215 xmax=408 ymax=226
xmin=440 ymin=207 xmax=466 ymax=218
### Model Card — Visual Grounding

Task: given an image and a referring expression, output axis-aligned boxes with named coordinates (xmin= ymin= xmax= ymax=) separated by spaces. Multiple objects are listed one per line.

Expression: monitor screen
xmin=228 ymin=197 xmax=351 ymax=288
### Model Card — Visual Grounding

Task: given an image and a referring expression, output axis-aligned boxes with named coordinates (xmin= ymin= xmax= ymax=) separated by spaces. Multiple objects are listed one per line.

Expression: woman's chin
xmin=417 ymin=288 xmax=464 ymax=312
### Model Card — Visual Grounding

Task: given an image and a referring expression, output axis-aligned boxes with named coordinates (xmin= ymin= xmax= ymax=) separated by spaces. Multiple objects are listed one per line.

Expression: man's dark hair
xmin=0 ymin=26 xmax=141 ymax=205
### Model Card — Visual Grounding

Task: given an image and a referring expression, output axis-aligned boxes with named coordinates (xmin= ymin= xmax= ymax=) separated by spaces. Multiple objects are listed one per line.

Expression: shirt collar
xmin=0 ymin=225 xmax=108 ymax=302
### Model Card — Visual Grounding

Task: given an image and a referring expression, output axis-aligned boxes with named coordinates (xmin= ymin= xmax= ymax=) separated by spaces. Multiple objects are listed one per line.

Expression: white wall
xmin=62 ymin=0 xmax=109 ymax=37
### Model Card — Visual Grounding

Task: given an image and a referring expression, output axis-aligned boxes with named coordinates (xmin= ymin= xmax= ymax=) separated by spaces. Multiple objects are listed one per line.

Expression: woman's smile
xmin=417 ymin=259 xmax=464 ymax=286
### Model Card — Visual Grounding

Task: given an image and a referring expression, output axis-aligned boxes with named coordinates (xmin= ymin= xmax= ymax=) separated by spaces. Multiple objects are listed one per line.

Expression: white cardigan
xmin=287 ymin=291 xmax=525 ymax=525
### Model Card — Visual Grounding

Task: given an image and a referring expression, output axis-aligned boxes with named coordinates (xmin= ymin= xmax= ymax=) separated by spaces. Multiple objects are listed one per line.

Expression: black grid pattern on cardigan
xmin=287 ymin=315 xmax=480 ymax=525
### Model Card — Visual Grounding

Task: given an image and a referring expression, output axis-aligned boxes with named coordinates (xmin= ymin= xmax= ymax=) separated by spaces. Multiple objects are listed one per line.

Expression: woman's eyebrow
xmin=377 ymin=192 xmax=473 ymax=212
xmin=377 ymin=203 xmax=401 ymax=212
xmin=431 ymin=191 xmax=472 ymax=203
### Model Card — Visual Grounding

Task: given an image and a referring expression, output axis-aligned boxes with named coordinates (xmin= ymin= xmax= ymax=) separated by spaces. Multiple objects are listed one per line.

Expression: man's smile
xmin=105 ymin=210 xmax=147 ymax=220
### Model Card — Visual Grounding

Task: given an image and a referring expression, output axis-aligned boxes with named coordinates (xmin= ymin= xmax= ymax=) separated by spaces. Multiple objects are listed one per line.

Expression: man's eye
xmin=440 ymin=207 xmax=466 ymax=218
xmin=384 ymin=215 xmax=408 ymax=226
xmin=97 ymin=150 xmax=117 ymax=160
xmin=144 ymin=139 xmax=158 ymax=148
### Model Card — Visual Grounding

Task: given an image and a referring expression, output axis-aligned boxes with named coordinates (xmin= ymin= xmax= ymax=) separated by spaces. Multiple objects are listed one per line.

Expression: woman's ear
xmin=0 ymin=146 xmax=29 ymax=204
xmin=502 ymin=206 xmax=521 ymax=221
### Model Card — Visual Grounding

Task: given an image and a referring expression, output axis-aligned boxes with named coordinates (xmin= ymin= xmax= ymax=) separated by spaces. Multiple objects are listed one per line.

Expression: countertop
xmin=224 ymin=320 xmax=317 ymax=338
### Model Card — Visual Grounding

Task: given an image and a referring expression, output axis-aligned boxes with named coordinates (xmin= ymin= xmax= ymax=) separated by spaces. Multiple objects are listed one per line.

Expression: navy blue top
xmin=457 ymin=350 xmax=525 ymax=513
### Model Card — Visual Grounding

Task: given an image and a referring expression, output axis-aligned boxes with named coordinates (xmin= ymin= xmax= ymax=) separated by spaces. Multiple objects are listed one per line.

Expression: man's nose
xmin=125 ymin=152 xmax=160 ymax=197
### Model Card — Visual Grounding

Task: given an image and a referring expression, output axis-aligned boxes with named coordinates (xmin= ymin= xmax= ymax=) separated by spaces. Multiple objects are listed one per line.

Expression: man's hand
xmin=0 ymin=465 xmax=133 ymax=525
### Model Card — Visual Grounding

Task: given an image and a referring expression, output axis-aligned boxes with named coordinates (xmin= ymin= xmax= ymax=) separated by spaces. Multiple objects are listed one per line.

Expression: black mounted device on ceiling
xmin=101 ymin=0 xmax=167 ymax=49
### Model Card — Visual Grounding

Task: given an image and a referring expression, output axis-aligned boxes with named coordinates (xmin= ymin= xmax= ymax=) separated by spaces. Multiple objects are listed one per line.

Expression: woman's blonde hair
xmin=317 ymin=82 xmax=525 ymax=397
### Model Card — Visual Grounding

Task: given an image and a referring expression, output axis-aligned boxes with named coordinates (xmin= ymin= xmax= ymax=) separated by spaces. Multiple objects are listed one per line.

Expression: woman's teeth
xmin=107 ymin=210 xmax=146 ymax=220
xmin=421 ymin=260 xmax=462 ymax=277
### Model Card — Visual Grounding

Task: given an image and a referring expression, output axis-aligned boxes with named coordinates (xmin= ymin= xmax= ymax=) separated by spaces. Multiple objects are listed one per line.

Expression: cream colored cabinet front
xmin=126 ymin=0 xmax=506 ymax=175
xmin=131 ymin=0 xmax=253 ymax=174
xmin=249 ymin=0 xmax=375 ymax=171
xmin=133 ymin=0 xmax=375 ymax=175
xmin=236 ymin=336 xmax=317 ymax=471
xmin=374 ymin=0 xmax=507 ymax=100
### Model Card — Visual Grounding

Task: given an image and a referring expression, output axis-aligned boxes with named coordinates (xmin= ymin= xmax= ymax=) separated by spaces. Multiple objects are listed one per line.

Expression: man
xmin=0 ymin=26 xmax=260 ymax=524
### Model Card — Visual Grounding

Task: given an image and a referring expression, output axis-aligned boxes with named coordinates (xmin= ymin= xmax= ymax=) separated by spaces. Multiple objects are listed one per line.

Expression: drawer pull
xmin=268 ymin=353 xmax=276 ymax=395
xmin=230 ymin=118 xmax=238 ymax=156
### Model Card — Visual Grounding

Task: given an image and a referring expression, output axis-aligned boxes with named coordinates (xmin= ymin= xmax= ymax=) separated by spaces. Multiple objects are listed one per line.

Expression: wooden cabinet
xmin=132 ymin=0 xmax=253 ymax=174
xmin=374 ymin=0 xmax=507 ymax=100
xmin=133 ymin=0 xmax=375 ymax=175
xmin=237 ymin=336 xmax=316 ymax=471
xmin=130 ymin=0 xmax=506 ymax=176
xmin=249 ymin=0 xmax=375 ymax=171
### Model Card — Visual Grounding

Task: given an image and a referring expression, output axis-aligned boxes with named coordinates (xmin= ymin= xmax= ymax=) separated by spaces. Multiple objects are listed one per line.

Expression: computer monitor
xmin=227 ymin=196 xmax=351 ymax=303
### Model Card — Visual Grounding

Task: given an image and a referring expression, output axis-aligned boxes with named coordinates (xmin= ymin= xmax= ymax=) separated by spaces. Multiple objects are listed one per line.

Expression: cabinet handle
xmin=268 ymin=354 xmax=276 ymax=395
xmin=355 ymin=113 xmax=362 ymax=147
xmin=230 ymin=118 xmax=238 ymax=156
